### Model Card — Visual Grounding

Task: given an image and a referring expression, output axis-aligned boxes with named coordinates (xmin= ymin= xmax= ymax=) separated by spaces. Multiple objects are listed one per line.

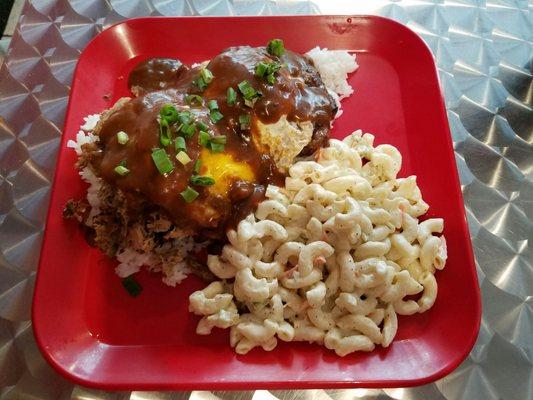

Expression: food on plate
xmin=188 ymin=131 xmax=448 ymax=356
xmin=65 ymin=41 xmax=358 ymax=286
xmin=64 ymin=37 xmax=449 ymax=356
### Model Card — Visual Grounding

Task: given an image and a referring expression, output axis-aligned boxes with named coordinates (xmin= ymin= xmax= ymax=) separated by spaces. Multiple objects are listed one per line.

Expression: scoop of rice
xmin=306 ymin=47 xmax=358 ymax=99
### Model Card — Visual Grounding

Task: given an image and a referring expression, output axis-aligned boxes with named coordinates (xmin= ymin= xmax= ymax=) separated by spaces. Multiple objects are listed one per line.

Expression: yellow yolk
xmin=199 ymin=148 xmax=255 ymax=196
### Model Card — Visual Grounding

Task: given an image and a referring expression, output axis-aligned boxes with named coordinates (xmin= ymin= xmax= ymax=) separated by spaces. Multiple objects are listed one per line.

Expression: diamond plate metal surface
xmin=0 ymin=0 xmax=531 ymax=398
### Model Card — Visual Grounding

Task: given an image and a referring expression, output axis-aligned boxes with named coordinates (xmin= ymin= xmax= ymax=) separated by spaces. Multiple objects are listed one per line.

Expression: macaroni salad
xmin=188 ymin=130 xmax=447 ymax=356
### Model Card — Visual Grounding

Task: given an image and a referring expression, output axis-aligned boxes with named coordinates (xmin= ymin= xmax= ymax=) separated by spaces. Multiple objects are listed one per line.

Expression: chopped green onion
xmin=210 ymin=135 xmax=227 ymax=145
xmin=160 ymin=104 xmax=179 ymax=123
xmin=181 ymin=186 xmax=199 ymax=203
xmin=207 ymin=99 xmax=219 ymax=111
xmin=239 ymin=114 xmax=251 ymax=130
xmin=268 ymin=61 xmax=281 ymax=74
xmin=151 ymin=148 xmax=174 ymax=174
xmin=114 ymin=165 xmax=130 ymax=176
xmin=196 ymin=120 xmax=209 ymax=131
xmin=159 ymin=118 xmax=171 ymax=146
xmin=186 ymin=94 xmax=203 ymax=105
xmin=238 ymin=80 xmax=261 ymax=108
xmin=210 ymin=110 xmax=224 ymax=123
xmin=255 ymin=61 xmax=269 ymax=77
xmin=193 ymin=159 xmax=202 ymax=174
xmin=175 ymin=136 xmax=187 ymax=151
xmin=255 ymin=61 xmax=281 ymax=84
xmin=198 ymin=131 xmax=211 ymax=147
xmin=267 ymin=39 xmax=285 ymax=57
xmin=194 ymin=69 xmax=213 ymax=92
xmin=267 ymin=62 xmax=281 ymax=84
xmin=200 ymin=68 xmax=214 ymax=84
xmin=178 ymin=111 xmax=192 ymax=125
xmin=194 ymin=77 xmax=208 ymax=91
xmin=116 ymin=131 xmax=129 ymax=145
xmin=176 ymin=151 xmax=192 ymax=165
xmin=226 ymin=87 xmax=237 ymax=105
xmin=190 ymin=175 xmax=215 ymax=186
xmin=198 ymin=131 xmax=225 ymax=152
xmin=122 ymin=276 xmax=142 ymax=297
xmin=210 ymin=142 xmax=225 ymax=153
xmin=244 ymin=98 xmax=257 ymax=108
xmin=238 ymin=80 xmax=260 ymax=100
xmin=180 ymin=123 xmax=196 ymax=138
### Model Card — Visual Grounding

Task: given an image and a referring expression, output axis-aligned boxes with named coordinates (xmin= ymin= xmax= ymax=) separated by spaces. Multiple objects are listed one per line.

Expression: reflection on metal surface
xmin=0 ymin=0 xmax=531 ymax=399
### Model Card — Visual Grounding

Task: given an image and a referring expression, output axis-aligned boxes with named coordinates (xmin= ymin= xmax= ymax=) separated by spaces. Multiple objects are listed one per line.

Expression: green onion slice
xmin=226 ymin=87 xmax=237 ymax=105
xmin=151 ymin=148 xmax=174 ymax=174
xmin=238 ymin=80 xmax=260 ymax=100
xmin=255 ymin=61 xmax=281 ymax=84
xmin=210 ymin=110 xmax=223 ymax=124
xmin=122 ymin=276 xmax=142 ymax=297
xmin=255 ymin=62 xmax=269 ymax=77
xmin=160 ymin=104 xmax=179 ymax=123
xmin=200 ymin=68 xmax=214 ymax=84
xmin=269 ymin=61 xmax=281 ymax=73
xmin=207 ymin=99 xmax=219 ymax=111
xmin=210 ymin=142 xmax=225 ymax=153
xmin=194 ymin=77 xmax=208 ymax=91
xmin=193 ymin=159 xmax=202 ymax=174
xmin=180 ymin=123 xmax=196 ymax=138
xmin=267 ymin=39 xmax=285 ymax=57
xmin=244 ymin=98 xmax=257 ymax=108
xmin=114 ymin=165 xmax=130 ymax=176
xmin=267 ymin=62 xmax=281 ymax=84
xmin=239 ymin=114 xmax=251 ymax=130
xmin=198 ymin=131 xmax=211 ymax=147
xmin=175 ymin=136 xmax=186 ymax=151
xmin=186 ymin=94 xmax=203 ymax=105
xmin=190 ymin=175 xmax=215 ymax=186
xmin=181 ymin=186 xmax=199 ymax=203
xmin=196 ymin=120 xmax=209 ymax=131
xmin=210 ymin=135 xmax=227 ymax=145
xmin=178 ymin=111 xmax=192 ymax=125
xmin=116 ymin=131 xmax=129 ymax=145
xmin=198 ymin=131 xmax=226 ymax=152
xmin=159 ymin=118 xmax=171 ymax=146
xmin=176 ymin=151 xmax=191 ymax=165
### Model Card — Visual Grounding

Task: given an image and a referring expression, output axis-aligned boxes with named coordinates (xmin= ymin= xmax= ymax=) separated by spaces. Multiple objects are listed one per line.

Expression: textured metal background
xmin=0 ymin=0 xmax=531 ymax=399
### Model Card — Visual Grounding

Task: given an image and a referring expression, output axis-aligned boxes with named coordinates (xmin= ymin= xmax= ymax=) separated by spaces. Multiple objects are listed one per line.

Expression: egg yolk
xmin=199 ymin=148 xmax=255 ymax=196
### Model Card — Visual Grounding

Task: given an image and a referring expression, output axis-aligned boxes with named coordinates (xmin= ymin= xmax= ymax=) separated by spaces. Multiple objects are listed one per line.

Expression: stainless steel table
xmin=0 ymin=1 xmax=531 ymax=399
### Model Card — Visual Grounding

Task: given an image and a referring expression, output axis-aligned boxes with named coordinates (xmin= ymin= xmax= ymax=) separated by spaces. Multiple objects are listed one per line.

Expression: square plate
xmin=33 ymin=15 xmax=481 ymax=390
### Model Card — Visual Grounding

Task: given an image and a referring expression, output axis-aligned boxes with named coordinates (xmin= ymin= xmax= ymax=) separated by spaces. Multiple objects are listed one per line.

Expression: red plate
xmin=33 ymin=15 xmax=481 ymax=390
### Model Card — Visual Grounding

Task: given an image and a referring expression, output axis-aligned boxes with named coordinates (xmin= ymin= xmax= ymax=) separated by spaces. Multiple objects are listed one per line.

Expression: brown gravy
xmin=128 ymin=58 xmax=187 ymax=93
xmin=93 ymin=46 xmax=335 ymax=235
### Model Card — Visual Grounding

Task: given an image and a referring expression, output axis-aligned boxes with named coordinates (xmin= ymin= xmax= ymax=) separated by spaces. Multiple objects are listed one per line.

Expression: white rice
xmin=306 ymin=47 xmax=358 ymax=118
xmin=66 ymin=130 xmax=97 ymax=156
xmin=79 ymin=167 xmax=102 ymax=224
xmin=306 ymin=47 xmax=358 ymax=99
xmin=68 ymin=49 xmax=357 ymax=287
xmin=116 ymin=248 xmax=156 ymax=277
xmin=67 ymin=114 xmax=100 ymax=155
xmin=80 ymin=114 xmax=100 ymax=131
xmin=114 ymin=237 xmax=197 ymax=287
xmin=161 ymin=261 xmax=190 ymax=286
xmin=115 ymin=238 xmax=199 ymax=287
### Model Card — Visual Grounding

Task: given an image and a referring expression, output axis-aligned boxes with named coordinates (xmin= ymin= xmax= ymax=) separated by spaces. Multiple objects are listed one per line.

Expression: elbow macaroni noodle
xmin=188 ymin=131 xmax=448 ymax=357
